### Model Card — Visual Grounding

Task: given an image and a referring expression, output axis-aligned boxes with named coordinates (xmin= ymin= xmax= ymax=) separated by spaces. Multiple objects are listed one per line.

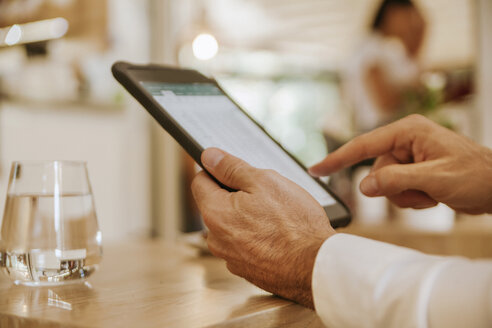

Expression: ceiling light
xmin=192 ymin=33 xmax=219 ymax=61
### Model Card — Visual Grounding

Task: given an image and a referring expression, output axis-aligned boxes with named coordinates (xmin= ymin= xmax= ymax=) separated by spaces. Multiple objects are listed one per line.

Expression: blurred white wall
xmin=0 ymin=104 xmax=132 ymax=241
xmin=0 ymin=0 xmax=153 ymax=242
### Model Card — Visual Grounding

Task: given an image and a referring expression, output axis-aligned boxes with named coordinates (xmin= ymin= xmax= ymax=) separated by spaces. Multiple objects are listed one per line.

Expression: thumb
xmin=360 ymin=163 xmax=431 ymax=197
xmin=201 ymin=148 xmax=258 ymax=191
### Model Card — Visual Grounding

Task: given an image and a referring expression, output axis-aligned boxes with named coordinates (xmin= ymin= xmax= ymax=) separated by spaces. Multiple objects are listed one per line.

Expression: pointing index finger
xmin=309 ymin=120 xmax=409 ymax=176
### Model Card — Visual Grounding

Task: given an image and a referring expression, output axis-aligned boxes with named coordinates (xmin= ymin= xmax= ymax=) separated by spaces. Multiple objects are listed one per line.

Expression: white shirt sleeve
xmin=312 ymin=233 xmax=492 ymax=328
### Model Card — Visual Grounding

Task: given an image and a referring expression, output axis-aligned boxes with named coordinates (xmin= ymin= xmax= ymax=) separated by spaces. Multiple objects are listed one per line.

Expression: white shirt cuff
xmin=312 ymin=233 xmax=445 ymax=328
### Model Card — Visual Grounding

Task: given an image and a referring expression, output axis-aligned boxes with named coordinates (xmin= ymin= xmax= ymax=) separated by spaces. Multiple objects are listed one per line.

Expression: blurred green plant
xmin=401 ymin=74 xmax=456 ymax=130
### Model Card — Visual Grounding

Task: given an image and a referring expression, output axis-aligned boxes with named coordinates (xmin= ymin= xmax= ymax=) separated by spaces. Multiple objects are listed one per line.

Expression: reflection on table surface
xmin=0 ymin=239 xmax=323 ymax=328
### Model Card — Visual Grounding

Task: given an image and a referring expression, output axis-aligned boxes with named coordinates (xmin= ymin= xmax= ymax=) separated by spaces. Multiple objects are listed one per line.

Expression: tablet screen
xmin=141 ymin=81 xmax=335 ymax=207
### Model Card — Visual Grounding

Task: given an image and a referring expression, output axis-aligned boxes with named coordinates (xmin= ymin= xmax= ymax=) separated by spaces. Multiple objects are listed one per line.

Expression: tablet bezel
xmin=112 ymin=61 xmax=351 ymax=228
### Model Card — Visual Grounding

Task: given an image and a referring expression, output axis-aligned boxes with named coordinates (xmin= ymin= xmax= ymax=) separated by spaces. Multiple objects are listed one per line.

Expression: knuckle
xmin=351 ymin=136 xmax=370 ymax=159
xmin=256 ymin=169 xmax=283 ymax=188
xmin=226 ymin=262 xmax=235 ymax=273
xmin=360 ymin=145 xmax=370 ymax=161
xmin=405 ymin=114 xmax=429 ymax=129
xmin=390 ymin=199 xmax=410 ymax=208
xmin=388 ymin=195 xmax=411 ymax=208
xmin=372 ymin=155 xmax=390 ymax=170
xmin=207 ymin=244 xmax=222 ymax=258
xmin=201 ymin=212 xmax=214 ymax=228
xmin=190 ymin=176 xmax=200 ymax=193
xmin=222 ymin=162 xmax=244 ymax=183
xmin=191 ymin=172 xmax=208 ymax=198
xmin=259 ymin=169 xmax=277 ymax=180
xmin=376 ymin=168 xmax=399 ymax=193
xmin=226 ymin=262 xmax=240 ymax=276
xmin=230 ymin=194 xmax=244 ymax=212
xmin=207 ymin=239 xmax=225 ymax=259
xmin=407 ymin=113 xmax=425 ymax=123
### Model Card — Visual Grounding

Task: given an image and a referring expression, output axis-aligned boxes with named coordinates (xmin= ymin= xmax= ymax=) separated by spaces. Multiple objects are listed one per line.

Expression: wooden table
xmin=0 ymin=240 xmax=323 ymax=328
xmin=3 ymin=221 xmax=490 ymax=327
xmin=341 ymin=220 xmax=492 ymax=259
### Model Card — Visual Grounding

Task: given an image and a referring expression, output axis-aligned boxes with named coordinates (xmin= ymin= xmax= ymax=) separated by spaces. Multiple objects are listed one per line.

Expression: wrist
xmin=291 ymin=230 xmax=336 ymax=308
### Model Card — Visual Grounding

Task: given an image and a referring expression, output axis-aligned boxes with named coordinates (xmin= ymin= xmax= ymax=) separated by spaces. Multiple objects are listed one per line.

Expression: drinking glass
xmin=0 ymin=161 xmax=102 ymax=286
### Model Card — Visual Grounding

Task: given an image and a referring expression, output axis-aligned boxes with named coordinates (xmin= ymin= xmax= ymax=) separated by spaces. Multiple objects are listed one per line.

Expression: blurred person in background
xmin=330 ymin=0 xmax=427 ymax=211
xmin=343 ymin=0 xmax=426 ymax=134
xmin=334 ymin=0 xmax=473 ymax=217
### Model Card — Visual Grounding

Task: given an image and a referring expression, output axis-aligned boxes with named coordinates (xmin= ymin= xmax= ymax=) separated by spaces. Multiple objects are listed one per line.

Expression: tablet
xmin=112 ymin=61 xmax=351 ymax=228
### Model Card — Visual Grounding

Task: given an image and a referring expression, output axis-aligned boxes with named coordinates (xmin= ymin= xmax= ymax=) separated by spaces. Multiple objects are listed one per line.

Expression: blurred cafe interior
xmin=0 ymin=0 xmax=491 ymax=266
xmin=1 ymin=0 xmax=492 ymax=326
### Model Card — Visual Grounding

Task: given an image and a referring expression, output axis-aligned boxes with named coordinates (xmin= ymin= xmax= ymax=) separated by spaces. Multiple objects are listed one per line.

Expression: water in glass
xmin=0 ymin=161 xmax=102 ymax=286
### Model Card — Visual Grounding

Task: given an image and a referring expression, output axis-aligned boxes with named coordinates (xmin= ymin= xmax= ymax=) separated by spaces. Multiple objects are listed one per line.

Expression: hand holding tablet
xmin=112 ymin=61 xmax=350 ymax=227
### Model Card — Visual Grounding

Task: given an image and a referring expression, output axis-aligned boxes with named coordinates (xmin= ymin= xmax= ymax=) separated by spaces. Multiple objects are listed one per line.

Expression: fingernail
xmin=360 ymin=175 xmax=379 ymax=196
xmin=202 ymin=148 xmax=224 ymax=169
xmin=308 ymin=168 xmax=320 ymax=177
xmin=413 ymin=202 xmax=437 ymax=209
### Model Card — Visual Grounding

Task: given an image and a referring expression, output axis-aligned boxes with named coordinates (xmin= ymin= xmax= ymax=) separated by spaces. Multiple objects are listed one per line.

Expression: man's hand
xmin=310 ymin=114 xmax=492 ymax=214
xmin=191 ymin=148 xmax=335 ymax=308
